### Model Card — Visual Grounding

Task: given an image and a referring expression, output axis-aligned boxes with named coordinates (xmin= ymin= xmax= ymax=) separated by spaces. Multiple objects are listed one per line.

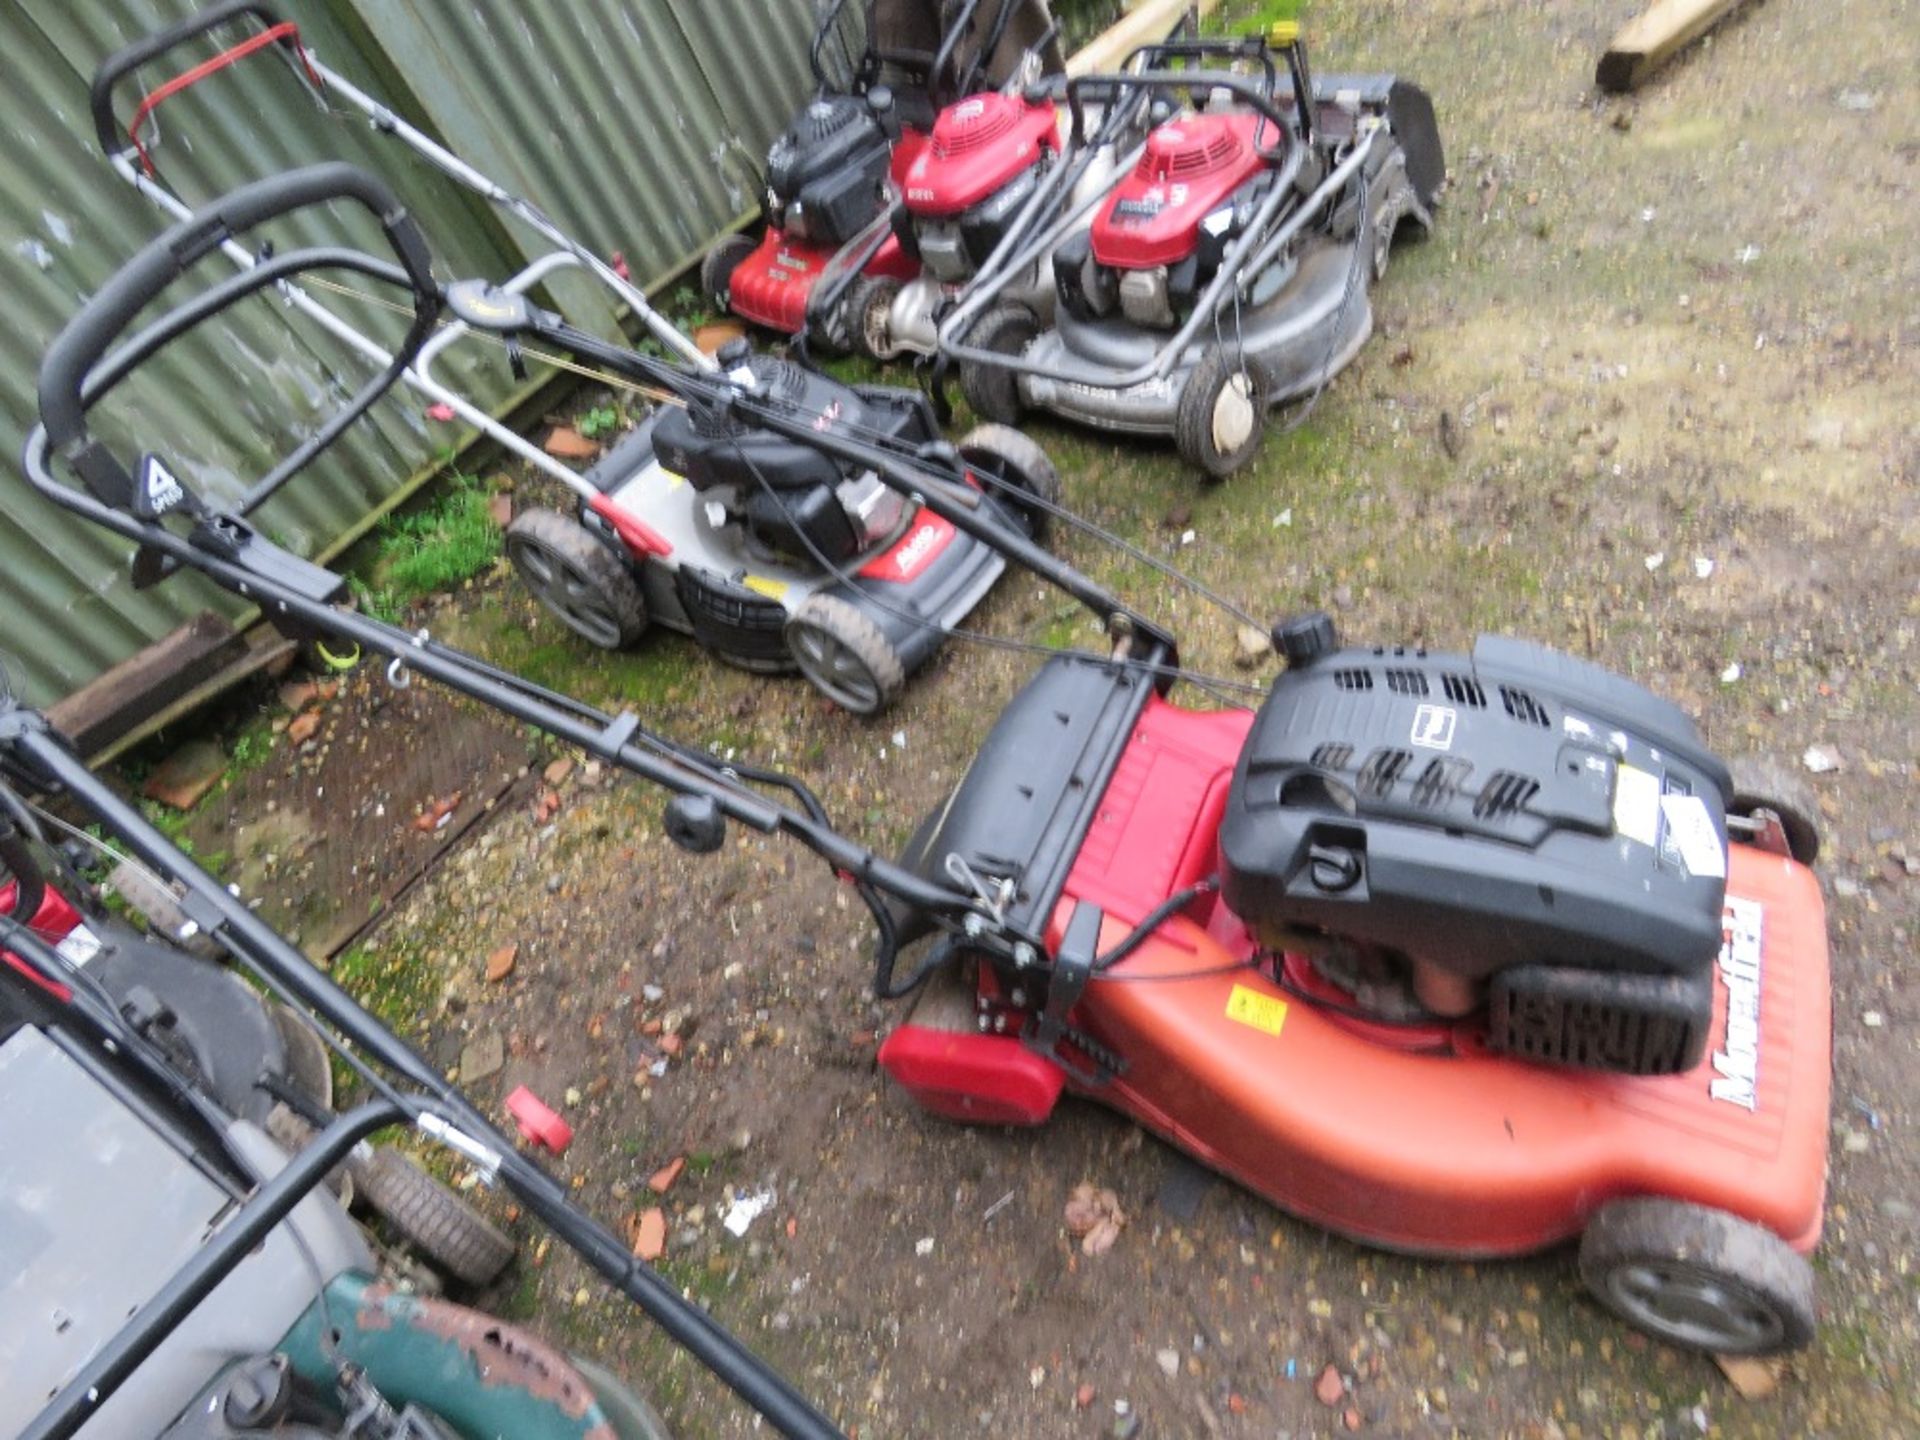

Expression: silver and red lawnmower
xmin=701 ymin=0 xmax=1062 ymax=354
xmin=0 ymin=741 xmax=679 ymax=1440
xmin=940 ymin=25 xmax=1444 ymax=477
xmin=92 ymin=2 xmax=1061 ymax=716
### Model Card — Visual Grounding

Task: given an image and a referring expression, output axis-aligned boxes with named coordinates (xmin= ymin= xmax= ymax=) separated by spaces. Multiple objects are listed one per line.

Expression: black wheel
xmin=1579 ymin=1199 xmax=1817 ymax=1355
xmin=1729 ymin=759 xmax=1822 ymax=865
xmin=701 ymin=232 xmax=756 ymax=310
xmin=356 ymin=1145 xmax=517 ymax=1289
xmin=1175 ymin=348 xmax=1266 ymax=478
xmin=785 ymin=593 xmax=907 ymax=715
xmin=957 ymin=423 xmax=1062 ymax=543
xmin=506 ymin=508 xmax=648 ymax=650
xmin=958 ymin=302 xmax=1039 ymax=424
xmin=849 ymin=274 xmax=906 ymax=360
xmin=570 ymin=1354 xmax=674 ymax=1440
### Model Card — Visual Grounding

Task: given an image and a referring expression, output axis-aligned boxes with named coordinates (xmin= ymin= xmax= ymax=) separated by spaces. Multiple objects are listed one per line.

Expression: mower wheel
xmin=959 ymin=303 xmax=1039 ymax=424
xmin=507 ymin=508 xmax=648 ymax=650
xmin=958 ymin=423 xmax=1062 ymax=543
xmin=1579 ymin=1199 xmax=1816 ymax=1354
xmin=786 ymin=593 xmax=906 ymax=715
xmin=701 ymin=232 xmax=756 ymax=310
xmin=358 ymin=1145 xmax=517 ymax=1289
xmin=1176 ymin=350 xmax=1266 ymax=478
xmin=1729 ymin=759 xmax=1822 ymax=865
xmin=849 ymin=274 xmax=906 ymax=361
xmin=570 ymin=1353 xmax=674 ymax=1440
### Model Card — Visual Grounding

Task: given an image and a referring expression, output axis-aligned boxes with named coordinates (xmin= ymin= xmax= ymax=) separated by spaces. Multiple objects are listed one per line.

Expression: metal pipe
xmin=310 ymin=56 xmax=713 ymax=369
xmin=1 ymin=715 xmax=850 ymax=1440
xmin=113 ymin=156 xmax=590 ymax=491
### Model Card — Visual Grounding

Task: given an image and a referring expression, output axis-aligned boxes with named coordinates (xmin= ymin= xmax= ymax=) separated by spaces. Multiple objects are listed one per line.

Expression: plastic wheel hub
xmin=791 ymin=624 xmax=883 ymax=711
xmin=515 ymin=541 xmax=624 ymax=648
xmin=1600 ymin=1261 xmax=1788 ymax=1352
xmin=1212 ymin=373 xmax=1256 ymax=453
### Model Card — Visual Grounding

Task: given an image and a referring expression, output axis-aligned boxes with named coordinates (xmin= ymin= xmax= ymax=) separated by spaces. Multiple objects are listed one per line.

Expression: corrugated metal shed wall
xmin=0 ymin=0 xmax=822 ymax=707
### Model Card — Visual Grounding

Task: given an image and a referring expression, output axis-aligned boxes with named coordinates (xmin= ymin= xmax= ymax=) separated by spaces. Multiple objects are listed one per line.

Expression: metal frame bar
xmin=0 ymin=707 xmax=848 ymax=1440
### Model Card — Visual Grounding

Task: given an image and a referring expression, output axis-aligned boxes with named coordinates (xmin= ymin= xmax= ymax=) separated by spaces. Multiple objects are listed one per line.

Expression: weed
xmin=577 ymin=404 xmax=622 ymax=440
xmin=351 ymin=474 xmax=503 ymax=623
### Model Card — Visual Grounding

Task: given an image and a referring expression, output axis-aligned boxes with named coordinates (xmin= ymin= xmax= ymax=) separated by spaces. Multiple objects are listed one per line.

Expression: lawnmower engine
xmin=900 ymin=91 xmax=1059 ymax=283
xmin=1219 ymin=625 xmax=1734 ymax=1076
xmin=765 ymin=93 xmax=896 ymax=248
xmin=650 ymin=344 xmax=926 ymax=566
xmin=1054 ymin=111 xmax=1275 ymax=329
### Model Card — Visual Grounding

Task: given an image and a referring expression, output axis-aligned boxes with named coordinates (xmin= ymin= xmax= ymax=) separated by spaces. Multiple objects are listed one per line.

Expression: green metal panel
xmin=0 ymin=0 xmax=825 ymax=708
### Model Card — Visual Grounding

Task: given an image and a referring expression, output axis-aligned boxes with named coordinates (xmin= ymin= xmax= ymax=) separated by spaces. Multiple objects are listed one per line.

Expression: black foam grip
xmin=38 ymin=162 xmax=431 ymax=451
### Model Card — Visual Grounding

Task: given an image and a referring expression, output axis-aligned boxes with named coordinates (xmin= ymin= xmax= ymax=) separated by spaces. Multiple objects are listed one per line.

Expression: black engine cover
xmin=652 ymin=353 xmax=931 ymax=498
xmin=1219 ymin=635 xmax=1734 ymax=1071
xmin=767 ymin=94 xmax=892 ymax=247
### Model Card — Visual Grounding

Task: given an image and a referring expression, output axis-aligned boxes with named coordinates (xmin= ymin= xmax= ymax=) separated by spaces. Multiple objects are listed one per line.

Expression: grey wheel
xmin=506 ymin=508 xmax=647 ymax=650
xmin=1580 ymin=1199 xmax=1816 ymax=1354
xmin=849 ymin=274 xmax=906 ymax=360
xmin=702 ymin=232 xmax=756 ymax=310
xmin=957 ymin=423 xmax=1062 ymax=543
xmin=785 ymin=593 xmax=906 ymax=715
xmin=958 ymin=303 xmax=1039 ymax=424
xmin=357 ymin=1145 xmax=517 ymax=1289
xmin=1175 ymin=348 xmax=1266 ymax=478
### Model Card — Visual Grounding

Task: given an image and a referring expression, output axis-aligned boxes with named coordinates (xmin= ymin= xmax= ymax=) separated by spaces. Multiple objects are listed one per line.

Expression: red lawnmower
xmin=942 ymin=27 xmax=1444 ymax=476
xmin=30 ymin=166 xmax=1833 ymax=1358
xmin=701 ymin=0 xmax=1062 ymax=352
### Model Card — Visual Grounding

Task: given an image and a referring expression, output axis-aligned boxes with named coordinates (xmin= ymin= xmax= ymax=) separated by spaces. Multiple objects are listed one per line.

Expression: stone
xmin=485 ymin=943 xmax=519 ymax=983
xmin=459 ymin=1031 xmax=506 ymax=1083
xmin=141 ymin=740 xmax=228 ymax=810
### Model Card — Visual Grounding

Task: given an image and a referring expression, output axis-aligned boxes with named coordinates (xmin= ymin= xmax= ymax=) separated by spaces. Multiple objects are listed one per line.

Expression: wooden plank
xmin=44 ymin=612 xmax=245 ymax=758
xmin=1597 ymin=0 xmax=1755 ymax=93
xmin=1067 ymin=0 xmax=1221 ymax=77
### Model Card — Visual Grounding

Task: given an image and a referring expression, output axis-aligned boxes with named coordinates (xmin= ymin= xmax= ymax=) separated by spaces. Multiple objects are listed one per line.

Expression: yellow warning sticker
xmin=1225 ymin=984 xmax=1288 ymax=1037
xmin=742 ymin=574 xmax=788 ymax=600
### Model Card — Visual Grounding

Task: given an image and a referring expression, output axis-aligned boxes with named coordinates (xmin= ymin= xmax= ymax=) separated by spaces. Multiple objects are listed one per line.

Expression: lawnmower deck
xmin=726 ymin=219 xmax=920 ymax=338
xmin=884 ymin=688 xmax=1832 ymax=1261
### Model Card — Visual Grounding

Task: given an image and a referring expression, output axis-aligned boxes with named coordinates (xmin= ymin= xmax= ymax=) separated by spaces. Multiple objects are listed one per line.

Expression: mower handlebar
xmin=89 ymin=0 xmax=293 ymax=157
xmin=37 ymin=162 xmax=435 ymax=461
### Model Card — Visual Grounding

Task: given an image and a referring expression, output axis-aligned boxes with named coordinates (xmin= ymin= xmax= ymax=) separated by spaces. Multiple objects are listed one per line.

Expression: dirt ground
xmin=160 ymin=1 xmax=1916 ymax=1436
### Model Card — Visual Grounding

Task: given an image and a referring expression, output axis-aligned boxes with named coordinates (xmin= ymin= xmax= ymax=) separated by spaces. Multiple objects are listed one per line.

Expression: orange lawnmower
xmin=28 ymin=164 xmax=1832 ymax=1359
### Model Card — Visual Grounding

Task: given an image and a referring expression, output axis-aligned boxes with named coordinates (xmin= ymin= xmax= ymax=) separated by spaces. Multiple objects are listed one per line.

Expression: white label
xmin=139 ymin=455 xmax=185 ymax=515
xmin=1410 ymin=704 xmax=1456 ymax=750
xmin=1660 ymin=793 xmax=1727 ymax=879
xmin=1612 ymin=764 xmax=1661 ymax=847
xmin=54 ymin=923 xmax=102 ymax=969
xmin=1709 ymin=897 xmax=1764 ymax=1109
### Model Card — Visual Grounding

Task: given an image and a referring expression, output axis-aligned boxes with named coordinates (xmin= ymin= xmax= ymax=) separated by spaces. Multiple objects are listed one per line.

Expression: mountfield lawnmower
xmin=701 ymin=0 xmax=1062 ymax=351
xmin=942 ymin=26 xmax=1444 ymax=476
xmin=90 ymin=4 xmax=1062 ymax=715
xmin=30 ymin=165 xmax=1833 ymax=1357
xmin=1 ymin=751 xmax=686 ymax=1440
